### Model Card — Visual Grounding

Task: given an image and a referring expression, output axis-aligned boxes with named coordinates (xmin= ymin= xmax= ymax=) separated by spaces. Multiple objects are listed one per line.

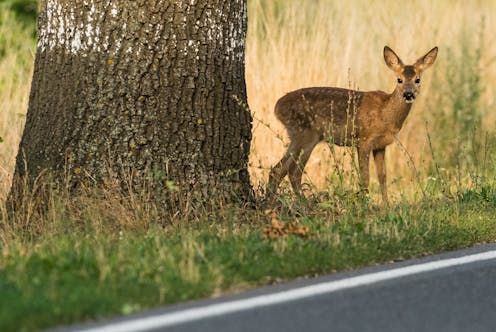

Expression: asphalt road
xmin=57 ymin=243 xmax=496 ymax=332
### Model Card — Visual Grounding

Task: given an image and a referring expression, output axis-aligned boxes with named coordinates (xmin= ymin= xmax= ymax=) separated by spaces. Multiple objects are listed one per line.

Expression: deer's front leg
xmin=373 ymin=148 xmax=389 ymax=204
xmin=357 ymin=142 xmax=372 ymax=193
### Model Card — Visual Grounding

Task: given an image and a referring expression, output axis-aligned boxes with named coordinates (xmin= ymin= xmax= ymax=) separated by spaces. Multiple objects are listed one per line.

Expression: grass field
xmin=247 ymin=0 xmax=496 ymax=200
xmin=1 ymin=1 xmax=496 ymax=331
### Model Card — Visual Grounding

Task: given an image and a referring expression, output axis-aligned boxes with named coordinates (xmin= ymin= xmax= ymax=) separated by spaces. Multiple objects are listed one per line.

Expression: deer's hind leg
xmin=267 ymin=141 xmax=302 ymax=196
xmin=288 ymin=131 xmax=320 ymax=195
xmin=267 ymin=130 xmax=320 ymax=197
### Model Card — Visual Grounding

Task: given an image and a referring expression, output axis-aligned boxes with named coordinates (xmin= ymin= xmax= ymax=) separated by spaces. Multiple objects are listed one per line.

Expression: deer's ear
xmin=384 ymin=46 xmax=404 ymax=73
xmin=414 ymin=47 xmax=438 ymax=72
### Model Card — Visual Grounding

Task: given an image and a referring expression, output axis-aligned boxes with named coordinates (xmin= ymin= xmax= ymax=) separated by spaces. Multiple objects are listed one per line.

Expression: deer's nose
xmin=403 ymin=92 xmax=415 ymax=103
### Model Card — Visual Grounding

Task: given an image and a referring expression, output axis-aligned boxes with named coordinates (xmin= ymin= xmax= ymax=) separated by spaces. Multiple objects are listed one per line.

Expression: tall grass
xmin=0 ymin=4 xmax=34 ymax=199
xmin=434 ymin=23 xmax=486 ymax=167
xmin=1 ymin=1 xmax=496 ymax=201
xmin=246 ymin=0 xmax=496 ymax=200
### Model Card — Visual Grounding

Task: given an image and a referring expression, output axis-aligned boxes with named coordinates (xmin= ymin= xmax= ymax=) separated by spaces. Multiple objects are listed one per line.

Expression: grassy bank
xmin=1 ymin=0 xmax=496 ymax=198
xmin=1 ymin=0 xmax=496 ymax=331
xmin=2 ymin=185 xmax=496 ymax=331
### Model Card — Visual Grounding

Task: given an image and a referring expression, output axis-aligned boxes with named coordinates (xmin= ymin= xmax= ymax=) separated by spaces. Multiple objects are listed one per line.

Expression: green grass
xmin=2 ymin=185 xmax=496 ymax=331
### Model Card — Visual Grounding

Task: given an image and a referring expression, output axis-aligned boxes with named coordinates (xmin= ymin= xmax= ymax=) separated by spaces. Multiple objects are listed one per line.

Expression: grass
xmin=246 ymin=0 xmax=496 ymax=197
xmin=1 ymin=0 xmax=496 ymax=331
xmin=2 ymin=185 xmax=496 ymax=331
xmin=0 ymin=2 xmax=34 ymax=198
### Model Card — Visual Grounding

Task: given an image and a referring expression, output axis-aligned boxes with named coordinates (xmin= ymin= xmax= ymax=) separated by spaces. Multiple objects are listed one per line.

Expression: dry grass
xmin=246 ymin=0 xmax=496 ymax=200
xmin=1 ymin=0 xmax=496 ymax=202
xmin=0 ymin=8 xmax=34 ymax=199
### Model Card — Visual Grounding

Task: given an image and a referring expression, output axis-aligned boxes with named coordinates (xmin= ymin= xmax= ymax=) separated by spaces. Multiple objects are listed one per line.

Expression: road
xmin=55 ymin=243 xmax=496 ymax=332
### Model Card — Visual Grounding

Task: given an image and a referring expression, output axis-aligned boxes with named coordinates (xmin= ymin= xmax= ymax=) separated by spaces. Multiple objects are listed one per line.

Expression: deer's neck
xmin=383 ymin=87 xmax=413 ymax=131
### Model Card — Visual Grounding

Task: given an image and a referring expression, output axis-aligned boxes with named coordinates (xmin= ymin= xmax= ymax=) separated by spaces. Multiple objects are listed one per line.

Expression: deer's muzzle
xmin=403 ymin=92 xmax=415 ymax=103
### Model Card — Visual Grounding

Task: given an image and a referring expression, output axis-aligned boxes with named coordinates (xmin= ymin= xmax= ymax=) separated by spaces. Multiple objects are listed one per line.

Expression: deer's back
xmin=275 ymin=87 xmax=365 ymax=143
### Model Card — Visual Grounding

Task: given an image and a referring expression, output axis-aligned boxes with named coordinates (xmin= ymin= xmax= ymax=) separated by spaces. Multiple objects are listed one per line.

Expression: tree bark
xmin=12 ymin=0 xmax=253 ymax=204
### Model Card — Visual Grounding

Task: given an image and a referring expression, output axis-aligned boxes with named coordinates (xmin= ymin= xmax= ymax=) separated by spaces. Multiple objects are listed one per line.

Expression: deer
xmin=267 ymin=46 xmax=438 ymax=204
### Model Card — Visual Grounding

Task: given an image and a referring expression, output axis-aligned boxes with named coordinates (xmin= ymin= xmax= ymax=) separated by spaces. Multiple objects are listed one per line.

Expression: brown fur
xmin=267 ymin=46 xmax=438 ymax=204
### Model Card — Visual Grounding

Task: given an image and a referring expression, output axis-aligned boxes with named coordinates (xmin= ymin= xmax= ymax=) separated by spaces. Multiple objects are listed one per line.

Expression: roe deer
xmin=267 ymin=46 xmax=438 ymax=204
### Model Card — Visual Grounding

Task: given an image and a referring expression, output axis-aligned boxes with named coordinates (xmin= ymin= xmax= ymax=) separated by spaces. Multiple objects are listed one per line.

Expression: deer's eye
xmin=397 ymin=78 xmax=403 ymax=84
xmin=415 ymin=78 xmax=421 ymax=84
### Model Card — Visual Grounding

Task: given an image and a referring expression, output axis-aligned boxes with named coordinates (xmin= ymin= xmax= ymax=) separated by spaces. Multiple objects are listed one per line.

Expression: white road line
xmin=79 ymin=250 xmax=496 ymax=332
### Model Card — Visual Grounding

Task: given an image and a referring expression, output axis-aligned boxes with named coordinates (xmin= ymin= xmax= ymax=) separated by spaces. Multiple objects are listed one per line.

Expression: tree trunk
xmin=12 ymin=0 xmax=253 ymax=204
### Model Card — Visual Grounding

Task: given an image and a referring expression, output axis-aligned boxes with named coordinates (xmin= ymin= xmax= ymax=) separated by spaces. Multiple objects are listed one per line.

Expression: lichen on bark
xmin=12 ymin=0 xmax=253 ymax=205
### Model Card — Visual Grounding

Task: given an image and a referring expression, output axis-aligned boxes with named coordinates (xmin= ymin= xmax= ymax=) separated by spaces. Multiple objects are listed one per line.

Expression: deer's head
xmin=384 ymin=46 xmax=438 ymax=104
